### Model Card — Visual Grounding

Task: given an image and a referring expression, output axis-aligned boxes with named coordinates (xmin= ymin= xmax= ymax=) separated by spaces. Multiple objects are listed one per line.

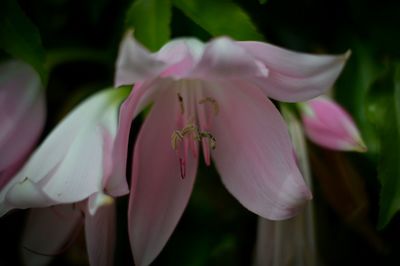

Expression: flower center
xmin=170 ymin=83 xmax=219 ymax=179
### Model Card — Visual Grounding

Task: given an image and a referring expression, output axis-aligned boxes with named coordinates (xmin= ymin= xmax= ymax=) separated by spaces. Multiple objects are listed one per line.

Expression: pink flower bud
xmin=300 ymin=96 xmax=367 ymax=152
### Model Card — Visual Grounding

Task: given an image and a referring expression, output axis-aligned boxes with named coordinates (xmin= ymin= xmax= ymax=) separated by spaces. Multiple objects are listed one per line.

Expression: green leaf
xmin=125 ymin=0 xmax=172 ymax=51
xmin=377 ymin=65 xmax=400 ymax=229
xmin=335 ymin=41 xmax=382 ymax=157
xmin=172 ymin=0 xmax=264 ymax=41
xmin=0 ymin=0 xmax=47 ymax=84
xmin=259 ymin=0 xmax=268 ymax=4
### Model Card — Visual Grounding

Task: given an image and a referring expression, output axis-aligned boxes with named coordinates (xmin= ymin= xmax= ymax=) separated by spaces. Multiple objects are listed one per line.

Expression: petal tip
xmin=344 ymin=50 xmax=352 ymax=61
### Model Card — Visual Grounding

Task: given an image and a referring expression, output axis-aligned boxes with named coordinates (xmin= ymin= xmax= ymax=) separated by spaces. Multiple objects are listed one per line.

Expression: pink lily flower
xmin=0 ymin=88 xmax=129 ymax=265
xmin=0 ymin=60 xmax=46 ymax=189
xmin=300 ymin=96 xmax=367 ymax=152
xmin=115 ymin=33 xmax=349 ymax=265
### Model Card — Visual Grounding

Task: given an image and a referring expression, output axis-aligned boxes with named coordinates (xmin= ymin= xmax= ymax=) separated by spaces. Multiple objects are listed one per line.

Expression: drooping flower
xmin=0 ymin=87 xmax=129 ymax=265
xmin=0 ymin=60 xmax=46 ymax=189
xmin=300 ymin=96 xmax=367 ymax=152
xmin=115 ymin=33 xmax=349 ymax=265
xmin=254 ymin=107 xmax=317 ymax=266
xmin=22 ymin=202 xmax=116 ymax=266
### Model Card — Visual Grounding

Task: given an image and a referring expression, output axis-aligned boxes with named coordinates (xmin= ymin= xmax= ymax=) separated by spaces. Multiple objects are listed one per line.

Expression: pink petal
xmin=301 ymin=96 xmax=366 ymax=151
xmin=1 ymin=89 xmax=127 ymax=212
xmin=129 ymin=89 xmax=198 ymax=266
xmin=254 ymin=108 xmax=317 ymax=266
xmin=110 ymin=79 xmax=173 ymax=196
xmin=85 ymin=201 xmax=116 ymax=266
xmin=155 ymin=38 xmax=203 ymax=78
xmin=238 ymin=41 xmax=350 ymax=102
xmin=190 ymin=37 xmax=268 ymax=80
xmin=22 ymin=205 xmax=83 ymax=266
xmin=209 ymin=80 xmax=311 ymax=220
xmin=115 ymin=31 xmax=166 ymax=87
xmin=0 ymin=60 xmax=46 ymax=186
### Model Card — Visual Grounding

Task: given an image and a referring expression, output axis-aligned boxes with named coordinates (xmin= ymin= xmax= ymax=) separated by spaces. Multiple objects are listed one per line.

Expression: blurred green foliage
xmin=172 ymin=0 xmax=264 ymax=41
xmin=375 ymin=66 xmax=400 ymax=229
xmin=125 ymin=0 xmax=172 ymax=51
xmin=0 ymin=0 xmax=47 ymax=84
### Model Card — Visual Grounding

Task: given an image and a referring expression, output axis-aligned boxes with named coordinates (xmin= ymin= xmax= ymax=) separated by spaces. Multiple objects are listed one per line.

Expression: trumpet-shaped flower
xmin=0 ymin=88 xmax=129 ymax=265
xmin=0 ymin=87 xmax=130 ymax=215
xmin=22 ymin=202 xmax=116 ymax=266
xmin=0 ymin=60 xmax=46 ymax=189
xmin=115 ymin=33 xmax=349 ymax=265
xmin=254 ymin=107 xmax=317 ymax=266
xmin=300 ymin=96 xmax=366 ymax=152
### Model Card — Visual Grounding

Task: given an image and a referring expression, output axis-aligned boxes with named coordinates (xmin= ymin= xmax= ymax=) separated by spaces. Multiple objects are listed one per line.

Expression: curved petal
xmin=155 ymin=38 xmax=204 ymax=78
xmin=0 ymin=89 xmax=127 ymax=212
xmin=109 ymin=79 xmax=173 ymax=196
xmin=238 ymin=41 xmax=349 ymax=102
xmin=209 ymin=81 xmax=311 ymax=220
xmin=0 ymin=89 xmax=45 ymax=187
xmin=85 ymin=201 xmax=116 ymax=266
xmin=115 ymin=32 xmax=166 ymax=87
xmin=0 ymin=60 xmax=45 ymax=179
xmin=190 ymin=37 xmax=268 ymax=80
xmin=22 ymin=205 xmax=83 ymax=266
xmin=129 ymin=89 xmax=198 ymax=266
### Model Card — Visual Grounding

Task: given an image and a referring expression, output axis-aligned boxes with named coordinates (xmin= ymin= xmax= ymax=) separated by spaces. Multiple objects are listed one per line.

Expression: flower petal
xmin=238 ymin=41 xmax=349 ymax=102
xmin=0 ymin=60 xmax=45 ymax=186
xmin=85 ymin=201 xmax=116 ymax=266
xmin=254 ymin=108 xmax=317 ymax=266
xmin=110 ymin=79 xmax=173 ymax=196
xmin=209 ymin=81 xmax=311 ymax=220
xmin=129 ymin=89 xmax=198 ymax=266
xmin=190 ymin=37 xmax=268 ymax=80
xmin=115 ymin=32 xmax=166 ymax=87
xmin=155 ymin=38 xmax=204 ymax=78
xmin=22 ymin=205 xmax=83 ymax=266
xmin=0 ymin=89 xmax=127 ymax=212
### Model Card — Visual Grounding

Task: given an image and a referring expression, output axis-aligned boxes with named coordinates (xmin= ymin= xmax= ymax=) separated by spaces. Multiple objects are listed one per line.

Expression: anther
xmin=171 ymin=123 xmax=198 ymax=150
xmin=171 ymin=130 xmax=184 ymax=150
xmin=200 ymin=131 xmax=217 ymax=149
xmin=171 ymin=124 xmax=216 ymax=150
xmin=177 ymin=93 xmax=185 ymax=114
xmin=199 ymin=97 xmax=219 ymax=115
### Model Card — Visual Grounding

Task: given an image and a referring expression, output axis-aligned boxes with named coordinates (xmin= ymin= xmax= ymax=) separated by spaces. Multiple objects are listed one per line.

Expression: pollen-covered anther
xmin=177 ymin=93 xmax=185 ymax=114
xmin=200 ymin=131 xmax=216 ymax=150
xmin=171 ymin=130 xmax=184 ymax=150
xmin=171 ymin=123 xmax=198 ymax=150
xmin=199 ymin=97 xmax=219 ymax=115
xmin=171 ymin=123 xmax=216 ymax=150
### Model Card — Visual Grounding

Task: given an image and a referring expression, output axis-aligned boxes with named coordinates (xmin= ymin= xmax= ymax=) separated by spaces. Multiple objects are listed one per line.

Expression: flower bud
xmin=300 ymin=96 xmax=366 ymax=152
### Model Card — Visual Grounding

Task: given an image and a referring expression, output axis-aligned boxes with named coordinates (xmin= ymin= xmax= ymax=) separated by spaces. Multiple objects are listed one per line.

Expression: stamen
xmin=177 ymin=93 xmax=185 ymax=114
xmin=171 ymin=124 xmax=216 ymax=150
xmin=199 ymin=97 xmax=219 ymax=115
xmin=200 ymin=131 xmax=217 ymax=150
xmin=171 ymin=130 xmax=184 ymax=150
xmin=179 ymin=157 xmax=186 ymax=179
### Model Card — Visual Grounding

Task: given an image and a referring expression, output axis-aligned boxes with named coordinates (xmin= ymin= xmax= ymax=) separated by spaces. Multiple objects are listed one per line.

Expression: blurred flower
xmin=0 ymin=88 xmax=129 ymax=265
xmin=300 ymin=96 xmax=367 ymax=152
xmin=254 ymin=107 xmax=317 ymax=266
xmin=115 ymin=33 xmax=349 ymax=266
xmin=0 ymin=60 xmax=46 ymax=189
xmin=21 ymin=202 xmax=116 ymax=266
